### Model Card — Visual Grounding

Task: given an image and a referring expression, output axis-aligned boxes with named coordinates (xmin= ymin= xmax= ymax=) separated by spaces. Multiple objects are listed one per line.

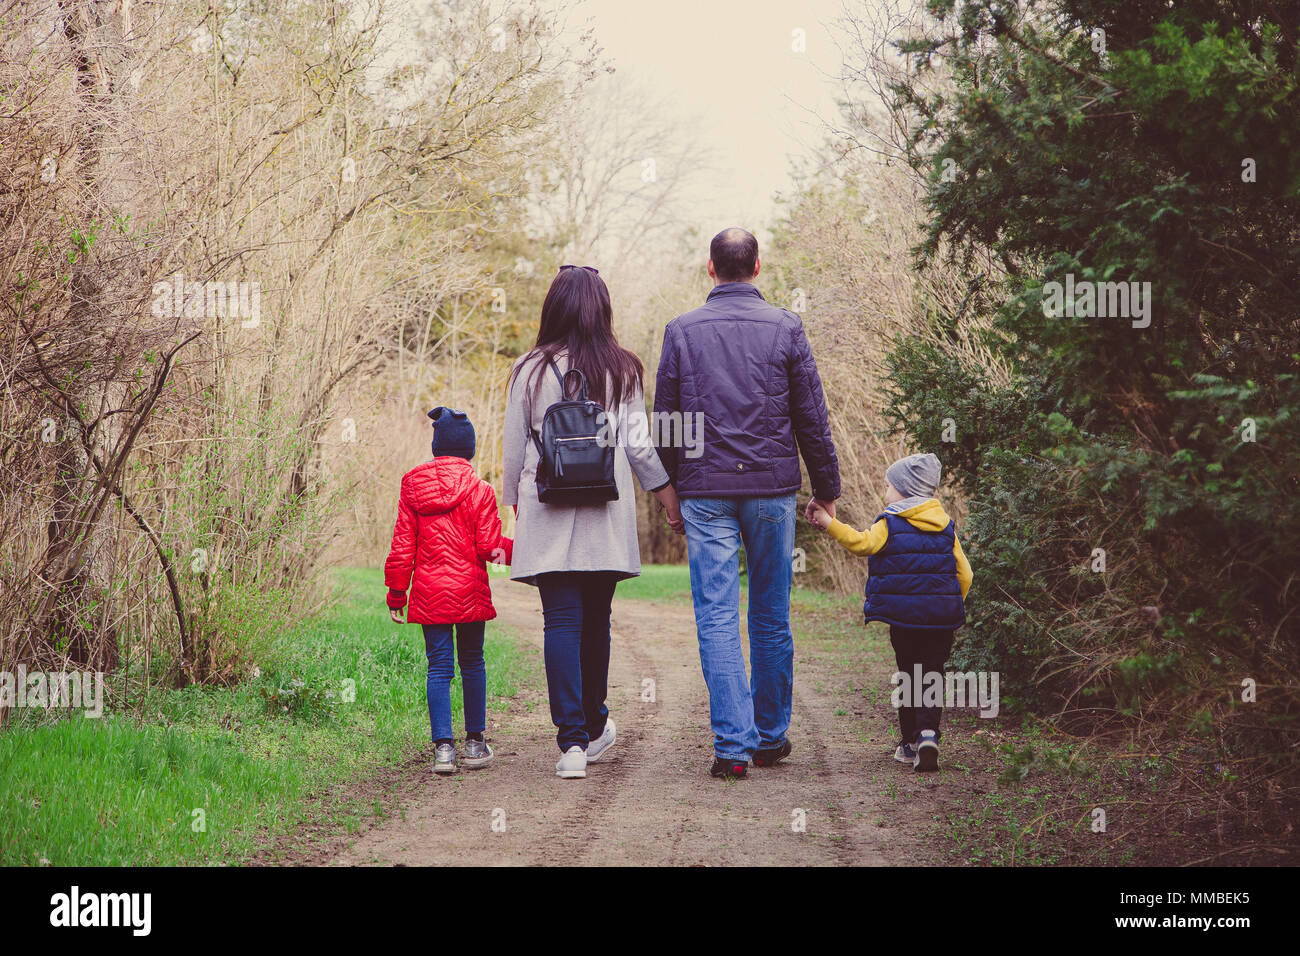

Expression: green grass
xmin=610 ymin=562 xmax=853 ymax=612
xmin=615 ymin=563 xmax=695 ymax=603
xmin=493 ymin=561 xmax=697 ymax=603
xmin=0 ymin=567 xmax=529 ymax=866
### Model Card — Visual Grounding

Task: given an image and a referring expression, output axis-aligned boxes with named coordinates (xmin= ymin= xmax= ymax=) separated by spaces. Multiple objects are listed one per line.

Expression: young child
xmin=808 ymin=452 xmax=972 ymax=772
xmin=385 ymin=406 xmax=512 ymax=775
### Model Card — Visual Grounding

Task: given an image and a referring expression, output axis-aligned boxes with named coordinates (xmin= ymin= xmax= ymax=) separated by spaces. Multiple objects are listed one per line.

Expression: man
xmin=654 ymin=227 xmax=840 ymax=779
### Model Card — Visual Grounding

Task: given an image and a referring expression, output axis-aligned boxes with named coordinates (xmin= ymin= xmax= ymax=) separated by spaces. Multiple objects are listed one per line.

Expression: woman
xmin=502 ymin=265 xmax=684 ymax=779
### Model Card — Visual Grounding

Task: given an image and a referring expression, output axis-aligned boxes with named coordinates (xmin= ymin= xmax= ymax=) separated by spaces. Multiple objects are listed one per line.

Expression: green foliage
xmin=0 ymin=568 xmax=528 ymax=865
xmin=886 ymin=0 xmax=1300 ymax=766
xmin=995 ymin=737 xmax=1093 ymax=785
xmin=259 ymin=675 xmax=340 ymax=723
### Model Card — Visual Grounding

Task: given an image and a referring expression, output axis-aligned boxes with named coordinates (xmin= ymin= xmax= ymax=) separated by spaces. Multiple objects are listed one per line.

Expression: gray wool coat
xmin=502 ymin=349 xmax=670 ymax=585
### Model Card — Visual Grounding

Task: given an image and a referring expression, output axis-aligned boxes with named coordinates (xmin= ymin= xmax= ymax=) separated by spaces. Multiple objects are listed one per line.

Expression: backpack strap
xmin=559 ymin=366 xmax=589 ymax=401
xmin=521 ymin=354 xmax=617 ymax=457
xmin=524 ymin=356 xmax=572 ymax=459
xmin=548 ymin=359 xmax=567 ymax=392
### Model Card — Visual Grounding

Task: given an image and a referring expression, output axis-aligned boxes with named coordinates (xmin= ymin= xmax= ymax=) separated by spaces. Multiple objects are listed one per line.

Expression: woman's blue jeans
xmin=536 ymin=571 xmax=618 ymax=752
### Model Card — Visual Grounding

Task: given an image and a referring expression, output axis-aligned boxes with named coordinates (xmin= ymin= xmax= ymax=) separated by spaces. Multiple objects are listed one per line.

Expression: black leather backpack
xmin=527 ymin=360 xmax=618 ymax=504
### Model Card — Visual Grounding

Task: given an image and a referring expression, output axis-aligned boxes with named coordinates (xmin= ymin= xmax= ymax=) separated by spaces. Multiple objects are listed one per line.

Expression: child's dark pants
xmin=421 ymin=622 xmax=486 ymax=743
xmin=889 ymin=625 xmax=955 ymax=744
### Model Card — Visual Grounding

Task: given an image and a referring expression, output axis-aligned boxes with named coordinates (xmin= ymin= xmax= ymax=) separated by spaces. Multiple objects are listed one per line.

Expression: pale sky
xmin=567 ymin=0 xmax=851 ymax=239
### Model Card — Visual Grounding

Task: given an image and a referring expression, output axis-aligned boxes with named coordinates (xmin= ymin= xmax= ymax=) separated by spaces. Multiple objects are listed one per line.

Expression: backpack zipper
xmin=553 ymin=436 xmax=600 ymax=479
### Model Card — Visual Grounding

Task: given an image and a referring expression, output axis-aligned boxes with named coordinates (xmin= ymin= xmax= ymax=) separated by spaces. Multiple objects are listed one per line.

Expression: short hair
xmin=709 ymin=227 xmax=758 ymax=282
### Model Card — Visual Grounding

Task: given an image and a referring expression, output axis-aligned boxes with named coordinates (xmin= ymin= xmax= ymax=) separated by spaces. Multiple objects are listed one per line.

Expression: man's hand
xmin=389 ymin=608 xmax=405 ymax=624
xmin=805 ymin=497 xmax=836 ymax=524
xmin=807 ymin=501 xmax=833 ymax=530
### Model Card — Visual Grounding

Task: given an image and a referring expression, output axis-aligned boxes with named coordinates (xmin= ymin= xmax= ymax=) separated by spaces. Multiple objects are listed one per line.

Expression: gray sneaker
xmin=893 ymin=742 xmax=917 ymax=764
xmin=462 ymin=738 xmax=494 ymax=769
xmin=432 ymin=742 xmax=457 ymax=774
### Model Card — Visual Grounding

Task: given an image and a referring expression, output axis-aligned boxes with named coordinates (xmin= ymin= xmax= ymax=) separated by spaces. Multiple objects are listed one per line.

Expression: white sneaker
xmin=555 ymin=745 xmax=587 ymax=779
xmin=586 ymin=718 xmax=616 ymax=763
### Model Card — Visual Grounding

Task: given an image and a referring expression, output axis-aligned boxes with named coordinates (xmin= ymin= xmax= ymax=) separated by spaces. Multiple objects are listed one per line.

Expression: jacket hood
xmin=402 ymin=457 xmax=478 ymax=515
xmin=891 ymin=498 xmax=953 ymax=532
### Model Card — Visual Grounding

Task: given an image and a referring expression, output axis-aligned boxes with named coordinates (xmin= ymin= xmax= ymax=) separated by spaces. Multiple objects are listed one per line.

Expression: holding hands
xmin=805 ymin=497 xmax=835 ymax=530
xmin=656 ymin=483 xmax=685 ymax=535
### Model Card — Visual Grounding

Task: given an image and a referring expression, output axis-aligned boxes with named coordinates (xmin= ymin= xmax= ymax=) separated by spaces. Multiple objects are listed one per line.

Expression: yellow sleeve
xmin=826 ymin=517 xmax=889 ymax=556
xmin=954 ymin=534 xmax=972 ymax=599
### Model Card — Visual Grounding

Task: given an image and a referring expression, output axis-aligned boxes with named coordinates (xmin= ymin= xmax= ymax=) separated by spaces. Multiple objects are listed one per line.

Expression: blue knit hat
xmin=428 ymin=406 xmax=475 ymax=461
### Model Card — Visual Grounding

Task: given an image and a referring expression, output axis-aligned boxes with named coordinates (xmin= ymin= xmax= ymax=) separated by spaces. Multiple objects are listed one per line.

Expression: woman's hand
xmin=665 ymin=503 xmax=685 ymax=535
xmin=389 ymin=608 xmax=405 ymax=624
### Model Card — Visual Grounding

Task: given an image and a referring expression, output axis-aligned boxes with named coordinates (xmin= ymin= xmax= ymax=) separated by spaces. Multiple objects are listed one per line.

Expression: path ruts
xmin=326 ymin=579 xmax=889 ymax=866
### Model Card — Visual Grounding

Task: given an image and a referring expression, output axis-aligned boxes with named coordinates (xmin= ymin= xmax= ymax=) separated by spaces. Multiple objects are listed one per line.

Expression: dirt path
xmin=322 ymin=580 xmax=895 ymax=866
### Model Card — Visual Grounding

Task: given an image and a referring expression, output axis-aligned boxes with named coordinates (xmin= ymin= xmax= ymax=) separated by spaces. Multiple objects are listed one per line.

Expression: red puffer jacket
xmin=384 ymin=457 xmax=513 ymax=625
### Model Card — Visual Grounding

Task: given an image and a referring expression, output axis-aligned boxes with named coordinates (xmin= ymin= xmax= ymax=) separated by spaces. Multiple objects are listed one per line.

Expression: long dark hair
xmin=510 ymin=266 xmax=643 ymax=410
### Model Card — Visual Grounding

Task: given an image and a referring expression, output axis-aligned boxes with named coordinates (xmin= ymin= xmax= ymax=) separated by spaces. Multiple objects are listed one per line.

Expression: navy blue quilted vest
xmin=863 ymin=512 xmax=965 ymax=631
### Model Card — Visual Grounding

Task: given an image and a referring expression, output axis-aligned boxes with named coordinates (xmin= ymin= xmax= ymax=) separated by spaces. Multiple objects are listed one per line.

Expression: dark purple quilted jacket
xmin=653 ymin=282 xmax=841 ymax=500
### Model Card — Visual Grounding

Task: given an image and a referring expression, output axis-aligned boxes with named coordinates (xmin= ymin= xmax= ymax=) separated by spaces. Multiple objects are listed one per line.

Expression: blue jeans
xmin=536 ymin=571 xmax=618 ymax=752
xmin=421 ymin=622 xmax=486 ymax=742
xmin=681 ymin=494 xmax=796 ymax=761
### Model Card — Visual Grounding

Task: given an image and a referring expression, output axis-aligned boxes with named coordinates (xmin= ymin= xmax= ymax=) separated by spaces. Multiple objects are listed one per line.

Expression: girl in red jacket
xmin=385 ymin=407 xmax=512 ymax=775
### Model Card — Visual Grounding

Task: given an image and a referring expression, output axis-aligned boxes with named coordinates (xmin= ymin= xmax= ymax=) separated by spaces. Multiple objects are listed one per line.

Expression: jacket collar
xmin=705 ymin=282 xmax=765 ymax=303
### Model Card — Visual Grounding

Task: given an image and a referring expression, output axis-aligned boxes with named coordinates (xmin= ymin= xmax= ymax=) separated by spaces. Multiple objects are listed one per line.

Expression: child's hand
xmin=807 ymin=501 xmax=833 ymax=530
xmin=389 ymin=608 xmax=405 ymax=624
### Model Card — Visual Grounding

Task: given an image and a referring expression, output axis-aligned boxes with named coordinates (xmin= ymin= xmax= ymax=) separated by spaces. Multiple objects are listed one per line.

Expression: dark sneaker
xmin=462 ymin=738 xmax=493 ymax=769
xmin=753 ymin=739 xmax=792 ymax=767
xmin=893 ymin=742 xmax=917 ymax=764
xmin=710 ymin=757 xmax=748 ymax=779
xmin=914 ymin=730 xmax=939 ymax=772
